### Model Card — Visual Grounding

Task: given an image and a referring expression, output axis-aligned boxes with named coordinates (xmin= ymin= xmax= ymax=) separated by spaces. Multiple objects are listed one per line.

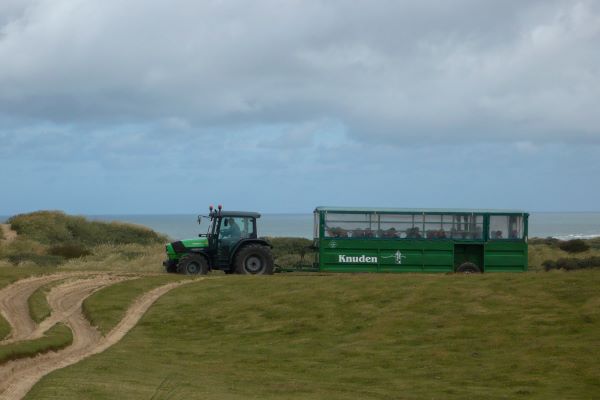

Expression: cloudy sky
xmin=1 ymin=0 xmax=599 ymax=214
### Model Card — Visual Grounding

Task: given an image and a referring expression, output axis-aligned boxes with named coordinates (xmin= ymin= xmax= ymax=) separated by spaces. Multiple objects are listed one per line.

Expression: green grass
xmin=27 ymin=271 xmax=600 ymax=400
xmin=528 ymin=242 xmax=600 ymax=271
xmin=8 ymin=210 xmax=166 ymax=246
xmin=0 ymin=323 xmax=73 ymax=364
xmin=82 ymin=275 xmax=185 ymax=335
xmin=28 ymin=284 xmax=55 ymax=324
xmin=0 ymin=314 xmax=9 ymax=341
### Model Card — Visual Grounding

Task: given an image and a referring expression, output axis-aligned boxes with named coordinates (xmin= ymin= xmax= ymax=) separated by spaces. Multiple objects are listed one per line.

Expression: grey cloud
xmin=1 ymin=0 xmax=599 ymax=144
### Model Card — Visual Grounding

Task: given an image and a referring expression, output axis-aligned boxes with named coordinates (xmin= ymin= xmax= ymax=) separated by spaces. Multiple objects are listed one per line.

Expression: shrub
xmin=543 ymin=256 xmax=600 ymax=271
xmin=529 ymin=237 xmax=561 ymax=246
xmin=48 ymin=243 xmax=91 ymax=259
xmin=268 ymin=237 xmax=314 ymax=256
xmin=7 ymin=253 xmax=64 ymax=267
xmin=558 ymin=239 xmax=590 ymax=253
xmin=586 ymin=237 xmax=600 ymax=250
xmin=8 ymin=211 xmax=166 ymax=246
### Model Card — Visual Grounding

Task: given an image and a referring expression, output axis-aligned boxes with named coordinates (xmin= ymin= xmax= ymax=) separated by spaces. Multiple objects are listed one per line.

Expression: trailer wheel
xmin=234 ymin=244 xmax=274 ymax=275
xmin=177 ymin=254 xmax=209 ymax=275
xmin=456 ymin=262 xmax=481 ymax=274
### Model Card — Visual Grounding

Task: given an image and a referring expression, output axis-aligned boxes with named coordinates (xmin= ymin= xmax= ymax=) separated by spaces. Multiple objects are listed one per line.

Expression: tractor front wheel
xmin=177 ymin=254 xmax=209 ymax=275
xmin=234 ymin=244 xmax=274 ymax=275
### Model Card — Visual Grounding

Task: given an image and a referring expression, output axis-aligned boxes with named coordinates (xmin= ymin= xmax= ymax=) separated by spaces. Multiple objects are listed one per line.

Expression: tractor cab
xmin=163 ymin=205 xmax=274 ymax=275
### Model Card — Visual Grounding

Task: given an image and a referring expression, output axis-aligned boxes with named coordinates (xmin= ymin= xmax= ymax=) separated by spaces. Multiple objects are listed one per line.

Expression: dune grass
xmin=82 ymin=275 xmax=186 ymax=335
xmin=0 ymin=323 xmax=73 ymax=364
xmin=27 ymin=271 xmax=600 ymax=400
xmin=528 ymin=242 xmax=600 ymax=271
xmin=8 ymin=211 xmax=166 ymax=246
xmin=0 ymin=266 xmax=50 ymax=288
xmin=57 ymin=243 xmax=166 ymax=273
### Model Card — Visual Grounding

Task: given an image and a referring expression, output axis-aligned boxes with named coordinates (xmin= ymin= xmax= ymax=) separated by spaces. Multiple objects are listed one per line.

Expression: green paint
xmin=165 ymin=237 xmax=208 ymax=261
xmin=314 ymin=208 xmax=529 ymax=272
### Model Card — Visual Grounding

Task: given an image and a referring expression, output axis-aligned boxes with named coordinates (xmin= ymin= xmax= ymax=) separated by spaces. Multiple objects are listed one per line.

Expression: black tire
xmin=165 ymin=264 xmax=177 ymax=273
xmin=234 ymin=244 xmax=274 ymax=275
xmin=177 ymin=254 xmax=209 ymax=275
xmin=456 ymin=262 xmax=481 ymax=274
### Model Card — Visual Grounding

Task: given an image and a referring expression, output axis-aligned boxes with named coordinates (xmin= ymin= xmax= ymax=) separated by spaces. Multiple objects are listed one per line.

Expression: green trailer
xmin=313 ymin=207 xmax=529 ymax=273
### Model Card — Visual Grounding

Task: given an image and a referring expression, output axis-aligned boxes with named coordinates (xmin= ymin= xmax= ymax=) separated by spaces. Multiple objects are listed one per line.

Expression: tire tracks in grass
xmin=0 ymin=274 xmax=196 ymax=400
xmin=0 ymin=274 xmax=86 ymax=343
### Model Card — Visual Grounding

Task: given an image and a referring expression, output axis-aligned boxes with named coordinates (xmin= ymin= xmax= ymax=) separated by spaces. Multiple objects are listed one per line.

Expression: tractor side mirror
xmin=197 ymin=215 xmax=202 ymax=225
xmin=224 ymin=219 xmax=229 ymax=227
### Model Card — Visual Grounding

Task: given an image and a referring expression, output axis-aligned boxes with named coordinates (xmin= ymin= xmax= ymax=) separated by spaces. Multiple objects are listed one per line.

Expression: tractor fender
xmin=229 ymin=238 xmax=272 ymax=264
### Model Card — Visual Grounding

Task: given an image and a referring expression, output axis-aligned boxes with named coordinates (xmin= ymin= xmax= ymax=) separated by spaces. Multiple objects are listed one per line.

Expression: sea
xmin=2 ymin=212 xmax=599 ymax=241
xmin=86 ymin=212 xmax=600 ymax=240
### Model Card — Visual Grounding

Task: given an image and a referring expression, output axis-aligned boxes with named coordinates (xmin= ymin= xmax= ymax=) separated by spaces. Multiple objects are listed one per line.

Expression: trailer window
xmin=324 ymin=213 xmax=376 ymax=238
xmin=421 ymin=214 xmax=483 ymax=239
xmin=446 ymin=214 xmax=483 ymax=240
xmin=489 ymin=215 xmax=523 ymax=239
xmin=379 ymin=214 xmax=424 ymax=238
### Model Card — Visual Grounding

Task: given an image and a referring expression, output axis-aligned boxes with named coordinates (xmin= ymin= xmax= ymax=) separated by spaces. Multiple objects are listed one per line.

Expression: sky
xmin=1 ymin=0 xmax=599 ymax=214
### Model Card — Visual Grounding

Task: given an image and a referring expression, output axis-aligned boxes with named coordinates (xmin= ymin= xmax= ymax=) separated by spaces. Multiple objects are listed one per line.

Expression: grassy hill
xmin=0 ymin=211 xmax=167 ymax=270
xmin=26 ymin=272 xmax=600 ymax=400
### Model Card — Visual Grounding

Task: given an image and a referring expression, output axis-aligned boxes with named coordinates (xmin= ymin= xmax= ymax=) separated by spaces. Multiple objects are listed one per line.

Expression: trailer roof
xmin=314 ymin=206 xmax=528 ymax=215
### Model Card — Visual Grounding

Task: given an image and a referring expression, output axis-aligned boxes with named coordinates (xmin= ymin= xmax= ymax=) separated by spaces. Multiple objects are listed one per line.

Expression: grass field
xmin=82 ymin=275 xmax=185 ymax=335
xmin=25 ymin=271 xmax=600 ymax=400
xmin=0 ymin=323 xmax=72 ymax=364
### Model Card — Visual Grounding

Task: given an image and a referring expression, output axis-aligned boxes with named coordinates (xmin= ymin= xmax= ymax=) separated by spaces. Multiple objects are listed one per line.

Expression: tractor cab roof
xmin=211 ymin=211 xmax=261 ymax=218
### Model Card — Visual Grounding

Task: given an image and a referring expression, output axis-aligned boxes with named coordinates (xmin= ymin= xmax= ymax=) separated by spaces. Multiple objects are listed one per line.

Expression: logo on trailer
xmin=381 ymin=251 xmax=406 ymax=265
xmin=338 ymin=255 xmax=378 ymax=263
xmin=329 ymin=241 xmax=337 ymax=248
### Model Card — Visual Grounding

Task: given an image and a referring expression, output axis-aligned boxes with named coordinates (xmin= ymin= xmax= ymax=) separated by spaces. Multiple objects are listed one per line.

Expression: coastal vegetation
xmin=528 ymin=237 xmax=600 ymax=271
xmin=0 ymin=211 xmax=166 ymax=271
xmin=8 ymin=211 xmax=165 ymax=246
xmin=542 ymin=256 xmax=600 ymax=271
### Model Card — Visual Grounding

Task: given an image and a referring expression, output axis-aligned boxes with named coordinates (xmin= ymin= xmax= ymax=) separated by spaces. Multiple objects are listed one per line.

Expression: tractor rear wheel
xmin=177 ymin=254 xmax=209 ymax=275
xmin=234 ymin=244 xmax=274 ymax=275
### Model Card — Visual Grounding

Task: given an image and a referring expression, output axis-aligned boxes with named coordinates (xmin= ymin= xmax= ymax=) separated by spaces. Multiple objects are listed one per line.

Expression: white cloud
xmin=0 ymin=0 xmax=599 ymax=146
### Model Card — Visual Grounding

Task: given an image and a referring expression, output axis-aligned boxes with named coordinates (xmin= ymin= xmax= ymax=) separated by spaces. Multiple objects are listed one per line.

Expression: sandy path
xmin=0 ymin=276 xmax=193 ymax=400
xmin=31 ymin=275 xmax=134 ymax=339
xmin=0 ymin=225 xmax=17 ymax=242
xmin=0 ymin=274 xmax=89 ymax=343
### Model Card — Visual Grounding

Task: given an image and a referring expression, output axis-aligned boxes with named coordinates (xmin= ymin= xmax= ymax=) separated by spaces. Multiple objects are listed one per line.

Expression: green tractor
xmin=163 ymin=205 xmax=274 ymax=275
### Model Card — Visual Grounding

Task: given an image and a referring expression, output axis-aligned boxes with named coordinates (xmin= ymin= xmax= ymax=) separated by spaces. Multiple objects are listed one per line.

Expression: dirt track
xmin=0 ymin=225 xmax=17 ymax=242
xmin=0 ymin=273 xmax=192 ymax=400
